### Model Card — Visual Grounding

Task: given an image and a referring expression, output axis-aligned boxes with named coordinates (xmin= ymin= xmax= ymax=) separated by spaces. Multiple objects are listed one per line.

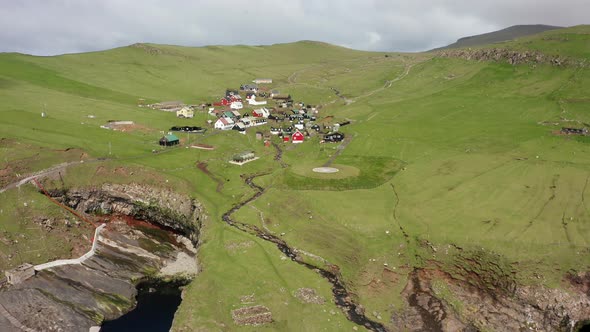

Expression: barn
xmin=292 ymin=129 xmax=304 ymax=144
xmin=159 ymin=134 xmax=180 ymax=146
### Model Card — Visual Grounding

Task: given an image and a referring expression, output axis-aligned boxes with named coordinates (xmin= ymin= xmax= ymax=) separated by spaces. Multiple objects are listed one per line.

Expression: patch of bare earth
xmin=294 ymin=288 xmax=325 ymax=304
xmin=225 ymin=241 xmax=254 ymax=253
xmin=231 ymin=305 xmax=273 ymax=326
xmin=390 ymin=267 xmax=590 ymax=332
xmin=196 ymin=162 xmax=224 ymax=192
xmin=109 ymin=123 xmax=154 ymax=133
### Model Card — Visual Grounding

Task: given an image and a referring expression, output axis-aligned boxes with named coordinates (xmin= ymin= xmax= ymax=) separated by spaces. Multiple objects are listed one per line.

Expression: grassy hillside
xmin=433 ymin=24 xmax=563 ymax=50
xmin=1 ymin=26 xmax=590 ymax=331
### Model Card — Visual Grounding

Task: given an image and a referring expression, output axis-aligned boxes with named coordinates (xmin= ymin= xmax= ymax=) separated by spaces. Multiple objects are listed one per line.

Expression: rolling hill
xmin=1 ymin=26 xmax=590 ymax=331
xmin=433 ymin=24 xmax=563 ymax=50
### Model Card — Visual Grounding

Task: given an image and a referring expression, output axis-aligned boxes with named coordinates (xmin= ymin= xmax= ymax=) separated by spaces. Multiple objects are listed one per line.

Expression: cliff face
xmin=0 ymin=184 xmax=204 ymax=332
xmin=55 ymin=183 xmax=205 ymax=244
xmin=437 ymin=48 xmax=587 ymax=67
xmin=391 ymin=268 xmax=590 ymax=332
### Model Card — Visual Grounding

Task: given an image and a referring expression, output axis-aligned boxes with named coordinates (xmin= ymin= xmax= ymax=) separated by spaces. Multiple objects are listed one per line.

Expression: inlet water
xmin=101 ymin=281 xmax=182 ymax=332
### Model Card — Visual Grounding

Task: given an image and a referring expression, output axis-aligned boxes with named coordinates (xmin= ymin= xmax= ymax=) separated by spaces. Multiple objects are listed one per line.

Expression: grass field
xmin=1 ymin=26 xmax=590 ymax=330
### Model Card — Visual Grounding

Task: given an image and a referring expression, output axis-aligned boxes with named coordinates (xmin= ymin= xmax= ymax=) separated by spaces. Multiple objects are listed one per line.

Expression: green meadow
xmin=1 ymin=26 xmax=590 ymax=330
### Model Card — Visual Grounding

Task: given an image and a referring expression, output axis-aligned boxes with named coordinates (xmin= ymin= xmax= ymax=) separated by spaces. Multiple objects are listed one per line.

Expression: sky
xmin=1 ymin=0 xmax=588 ymax=56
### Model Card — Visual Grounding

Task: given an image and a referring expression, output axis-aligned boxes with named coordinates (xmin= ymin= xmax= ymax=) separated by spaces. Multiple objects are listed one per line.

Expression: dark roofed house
xmin=241 ymin=84 xmax=259 ymax=91
xmin=324 ymin=132 xmax=345 ymax=142
xmin=561 ymin=127 xmax=588 ymax=135
xmin=159 ymin=133 xmax=180 ymax=146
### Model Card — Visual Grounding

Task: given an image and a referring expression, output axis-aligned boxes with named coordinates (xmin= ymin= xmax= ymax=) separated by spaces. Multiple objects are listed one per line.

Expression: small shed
xmin=159 ymin=134 xmax=180 ymax=146
xmin=256 ymin=132 xmax=263 ymax=140
xmin=6 ymin=263 xmax=35 ymax=285
xmin=232 ymin=151 xmax=256 ymax=163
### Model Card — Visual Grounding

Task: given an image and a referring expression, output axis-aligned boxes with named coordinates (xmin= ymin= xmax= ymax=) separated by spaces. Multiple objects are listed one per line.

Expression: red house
xmin=220 ymin=97 xmax=231 ymax=106
xmin=292 ymin=129 xmax=304 ymax=144
xmin=283 ymin=136 xmax=290 ymax=142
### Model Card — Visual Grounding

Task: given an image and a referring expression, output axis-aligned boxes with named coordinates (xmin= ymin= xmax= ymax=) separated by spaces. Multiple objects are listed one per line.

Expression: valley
xmin=1 ymin=26 xmax=590 ymax=331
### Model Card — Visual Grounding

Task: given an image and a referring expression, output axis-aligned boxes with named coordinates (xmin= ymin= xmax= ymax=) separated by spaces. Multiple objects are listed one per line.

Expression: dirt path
xmin=0 ymin=161 xmax=81 ymax=194
xmin=196 ymin=162 xmax=224 ymax=192
xmin=323 ymin=135 xmax=354 ymax=167
xmin=350 ymin=61 xmax=418 ymax=103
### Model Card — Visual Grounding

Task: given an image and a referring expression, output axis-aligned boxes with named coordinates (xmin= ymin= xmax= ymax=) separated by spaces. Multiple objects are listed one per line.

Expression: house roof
xmin=217 ymin=117 xmax=233 ymax=125
xmin=224 ymin=111 xmax=235 ymax=118
xmin=164 ymin=134 xmax=179 ymax=141
xmin=292 ymin=130 xmax=304 ymax=139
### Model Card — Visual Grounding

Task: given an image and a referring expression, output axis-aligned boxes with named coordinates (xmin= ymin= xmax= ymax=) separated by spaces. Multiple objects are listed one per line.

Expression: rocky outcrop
xmin=52 ymin=183 xmax=205 ymax=244
xmin=0 ymin=183 xmax=205 ymax=332
xmin=437 ymin=48 xmax=588 ymax=67
xmin=390 ymin=268 xmax=590 ymax=332
xmin=0 ymin=219 xmax=196 ymax=332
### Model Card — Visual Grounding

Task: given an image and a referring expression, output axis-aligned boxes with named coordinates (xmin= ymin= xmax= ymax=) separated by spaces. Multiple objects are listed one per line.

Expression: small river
xmin=101 ymin=281 xmax=182 ymax=332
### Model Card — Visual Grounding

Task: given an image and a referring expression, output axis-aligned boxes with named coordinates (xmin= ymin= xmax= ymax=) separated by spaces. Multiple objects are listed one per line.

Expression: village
xmin=142 ymin=78 xmax=348 ymax=157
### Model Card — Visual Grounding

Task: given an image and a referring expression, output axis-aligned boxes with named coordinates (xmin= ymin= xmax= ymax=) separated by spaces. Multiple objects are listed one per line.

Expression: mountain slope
xmin=434 ymin=24 xmax=563 ymax=50
xmin=1 ymin=35 xmax=590 ymax=331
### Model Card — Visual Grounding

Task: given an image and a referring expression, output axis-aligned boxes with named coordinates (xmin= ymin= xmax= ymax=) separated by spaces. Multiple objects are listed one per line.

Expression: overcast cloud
xmin=0 ymin=0 xmax=588 ymax=55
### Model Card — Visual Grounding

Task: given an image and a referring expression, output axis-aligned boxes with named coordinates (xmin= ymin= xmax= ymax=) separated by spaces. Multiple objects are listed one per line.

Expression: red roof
xmin=292 ymin=130 xmax=304 ymax=142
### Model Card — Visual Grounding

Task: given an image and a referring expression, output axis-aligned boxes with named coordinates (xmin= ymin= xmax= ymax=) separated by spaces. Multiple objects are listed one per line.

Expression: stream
xmin=221 ymin=145 xmax=388 ymax=331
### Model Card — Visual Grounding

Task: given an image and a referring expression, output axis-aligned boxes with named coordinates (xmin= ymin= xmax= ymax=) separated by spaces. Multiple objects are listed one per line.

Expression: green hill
xmin=1 ymin=26 xmax=590 ymax=331
xmin=433 ymin=24 xmax=563 ymax=50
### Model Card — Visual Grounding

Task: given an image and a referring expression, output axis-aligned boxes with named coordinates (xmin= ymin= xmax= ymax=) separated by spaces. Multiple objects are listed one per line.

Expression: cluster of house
xmin=154 ymin=78 xmax=348 ymax=147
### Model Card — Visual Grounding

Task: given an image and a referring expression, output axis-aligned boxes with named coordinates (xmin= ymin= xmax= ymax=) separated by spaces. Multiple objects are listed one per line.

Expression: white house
xmin=248 ymin=97 xmax=267 ymax=106
xmin=240 ymin=116 xmax=267 ymax=128
xmin=230 ymin=101 xmax=243 ymax=110
xmin=252 ymin=108 xmax=270 ymax=118
xmin=215 ymin=117 xmax=234 ymax=130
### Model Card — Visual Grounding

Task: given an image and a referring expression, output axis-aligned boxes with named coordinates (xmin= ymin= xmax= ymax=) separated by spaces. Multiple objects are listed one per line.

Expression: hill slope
xmin=434 ymin=24 xmax=563 ymax=50
xmin=1 ymin=30 xmax=590 ymax=331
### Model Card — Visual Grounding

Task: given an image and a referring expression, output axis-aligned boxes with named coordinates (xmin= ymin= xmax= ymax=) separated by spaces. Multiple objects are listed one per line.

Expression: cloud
xmin=0 ymin=0 xmax=587 ymax=55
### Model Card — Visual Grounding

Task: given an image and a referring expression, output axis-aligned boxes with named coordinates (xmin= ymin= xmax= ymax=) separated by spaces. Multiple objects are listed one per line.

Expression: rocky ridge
xmin=391 ymin=268 xmax=590 ymax=332
xmin=437 ymin=48 xmax=588 ymax=67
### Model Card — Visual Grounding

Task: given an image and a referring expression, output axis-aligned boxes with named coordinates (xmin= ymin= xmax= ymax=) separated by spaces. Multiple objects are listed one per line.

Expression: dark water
xmin=579 ymin=321 xmax=590 ymax=332
xmin=101 ymin=281 xmax=182 ymax=332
